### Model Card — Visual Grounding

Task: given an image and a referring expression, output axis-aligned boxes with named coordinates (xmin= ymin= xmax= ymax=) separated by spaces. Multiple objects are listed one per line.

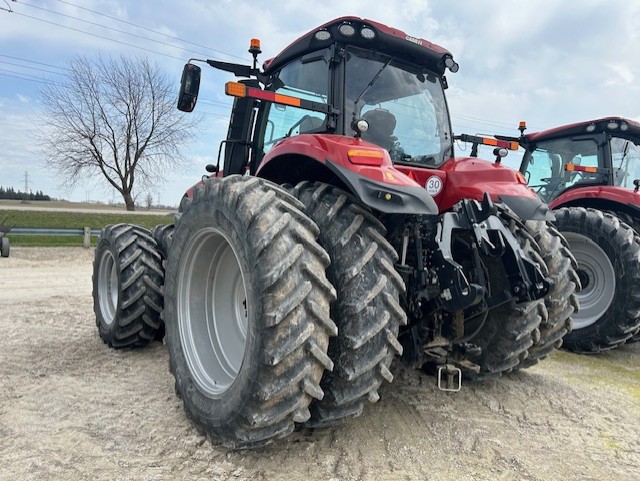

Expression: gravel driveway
xmin=1 ymin=247 xmax=639 ymax=481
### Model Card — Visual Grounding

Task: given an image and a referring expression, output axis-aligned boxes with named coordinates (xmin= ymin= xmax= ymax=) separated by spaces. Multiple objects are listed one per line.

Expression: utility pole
xmin=21 ymin=171 xmax=29 ymax=204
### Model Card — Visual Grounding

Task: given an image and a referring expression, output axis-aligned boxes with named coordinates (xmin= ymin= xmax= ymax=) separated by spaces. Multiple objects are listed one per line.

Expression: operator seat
xmin=361 ymin=109 xmax=397 ymax=151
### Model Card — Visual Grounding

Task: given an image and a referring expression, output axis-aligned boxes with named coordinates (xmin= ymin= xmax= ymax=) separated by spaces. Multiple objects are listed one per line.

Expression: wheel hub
xmin=97 ymin=250 xmax=118 ymax=325
xmin=563 ymin=231 xmax=615 ymax=330
xmin=177 ymin=228 xmax=248 ymax=397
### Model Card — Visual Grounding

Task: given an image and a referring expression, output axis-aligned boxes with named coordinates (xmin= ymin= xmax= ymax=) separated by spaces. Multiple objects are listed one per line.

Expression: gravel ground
xmin=1 ymin=247 xmax=639 ymax=481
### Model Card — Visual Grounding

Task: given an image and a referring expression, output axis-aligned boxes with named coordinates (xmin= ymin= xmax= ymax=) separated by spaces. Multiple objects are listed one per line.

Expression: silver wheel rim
xmin=97 ymin=250 xmax=118 ymax=326
xmin=177 ymin=228 xmax=248 ymax=397
xmin=564 ymin=231 xmax=616 ymax=329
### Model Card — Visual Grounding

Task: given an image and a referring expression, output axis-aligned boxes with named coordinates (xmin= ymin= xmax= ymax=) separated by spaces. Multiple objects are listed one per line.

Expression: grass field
xmin=1 ymin=206 xmax=174 ymax=247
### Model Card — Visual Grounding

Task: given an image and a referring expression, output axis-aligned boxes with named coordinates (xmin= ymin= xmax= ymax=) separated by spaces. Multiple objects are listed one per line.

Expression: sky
xmin=1 ymin=0 xmax=639 ymax=207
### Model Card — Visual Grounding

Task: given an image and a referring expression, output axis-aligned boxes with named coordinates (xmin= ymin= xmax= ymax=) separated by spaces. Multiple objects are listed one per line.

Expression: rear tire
xmin=466 ymin=207 xmax=546 ymax=378
xmin=92 ymin=224 xmax=164 ymax=348
xmin=292 ymin=182 xmax=406 ymax=428
xmin=1 ymin=236 xmax=9 ymax=257
xmin=152 ymin=223 xmax=174 ymax=260
xmin=517 ymin=220 xmax=579 ymax=368
xmin=555 ymin=207 xmax=640 ymax=352
xmin=164 ymin=176 xmax=337 ymax=449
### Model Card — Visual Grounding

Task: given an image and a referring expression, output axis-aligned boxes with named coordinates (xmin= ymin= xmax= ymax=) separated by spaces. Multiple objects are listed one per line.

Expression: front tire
xmin=292 ymin=182 xmax=406 ymax=428
xmin=555 ymin=207 xmax=640 ymax=352
xmin=92 ymin=224 xmax=164 ymax=348
xmin=164 ymin=176 xmax=337 ymax=449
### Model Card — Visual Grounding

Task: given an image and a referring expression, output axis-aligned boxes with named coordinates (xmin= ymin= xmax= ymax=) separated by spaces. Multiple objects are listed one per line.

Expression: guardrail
xmin=9 ymin=227 xmax=101 ymax=248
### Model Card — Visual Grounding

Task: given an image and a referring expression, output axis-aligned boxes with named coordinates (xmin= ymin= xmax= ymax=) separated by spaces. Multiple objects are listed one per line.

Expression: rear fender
xmin=256 ymin=134 xmax=438 ymax=215
xmin=550 ymin=185 xmax=640 ymax=211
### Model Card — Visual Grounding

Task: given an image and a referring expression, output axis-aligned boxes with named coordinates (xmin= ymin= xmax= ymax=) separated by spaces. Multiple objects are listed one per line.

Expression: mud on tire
xmin=164 ymin=176 xmax=337 ymax=449
xmin=92 ymin=224 xmax=164 ymax=348
xmin=152 ymin=223 xmax=175 ymax=260
xmin=466 ymin=207 xmax=547 ymax=378
xmin=518 ymin=220 xmax=579 ymax=368
xmin=292 ymin=182 xmax=406 ymax=428
xmin=555 ymin=207 xmax=640 ymax=352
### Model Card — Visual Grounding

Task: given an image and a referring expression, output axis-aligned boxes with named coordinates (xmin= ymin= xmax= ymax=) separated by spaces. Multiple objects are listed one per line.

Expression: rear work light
xmin=225 ymin=81 xmax=302 ymax=108
xmin=565 ymin=163 xmax=598 ymax=173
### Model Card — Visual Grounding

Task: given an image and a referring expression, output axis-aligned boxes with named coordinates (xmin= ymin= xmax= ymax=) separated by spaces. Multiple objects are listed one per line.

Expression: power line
xmin=0 ymin=53 xmax=66 ymax=71
xmin=0 ymin=68 xmax=59 ymax=85
xmin=11 ymin=11 xmax=187 ymax=62
xmin=0 ymin=59 xmax=66 ymax=76
xmin=55 ymin=0 xmax=247 ymax=62
xmin=20 ymin=1 xmax=232 ymax=62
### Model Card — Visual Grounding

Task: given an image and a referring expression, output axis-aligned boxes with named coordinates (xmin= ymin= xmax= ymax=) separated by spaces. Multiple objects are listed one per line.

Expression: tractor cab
xmin=519 ymin=117 xmax=640 ymax=203
xmin=178 ymin=17 xmax=458 ymax=192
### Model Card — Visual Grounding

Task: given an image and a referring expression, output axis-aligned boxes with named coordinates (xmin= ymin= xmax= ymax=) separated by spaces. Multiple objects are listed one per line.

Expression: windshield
xmin=344 ymin=47 xmax=452 ymax=166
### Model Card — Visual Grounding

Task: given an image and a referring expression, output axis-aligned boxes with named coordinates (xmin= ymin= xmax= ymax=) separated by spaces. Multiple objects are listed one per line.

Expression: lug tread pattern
xmin=164 ymin=176 xmax=336 ymax=449
xmin=517 ymin=220 xmax=578 ymax=368
xmin=291 ymin=181 xmax=405 ymax=428
xmin=92 ymin=223 xmax=165 ymax=348
xmin=555 ymin=207 xmax=640 ymax=352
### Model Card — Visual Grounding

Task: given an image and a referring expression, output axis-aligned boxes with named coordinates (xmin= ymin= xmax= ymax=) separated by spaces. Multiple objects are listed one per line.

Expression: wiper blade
xmin=353 ymin=57 xmax=393 ymax=106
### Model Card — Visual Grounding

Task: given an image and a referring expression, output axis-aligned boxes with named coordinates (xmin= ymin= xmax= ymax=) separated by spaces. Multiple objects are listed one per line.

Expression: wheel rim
xmin=97 ymin=250 xmax=118 ymax=325
xmin=563 ymin=231 xmax=616 ymax=329
xmin=177 ymin=228 xmax=248 ymax=397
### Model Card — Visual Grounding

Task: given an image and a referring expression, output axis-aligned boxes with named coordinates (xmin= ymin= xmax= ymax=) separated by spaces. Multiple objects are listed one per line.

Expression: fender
xmin=550 ymin=185 xmax=640 ymax=211
xmin=396 ymin=157 xmax=554 ymax=221
xmin=257 ymin=134 xmax=439 ymax=215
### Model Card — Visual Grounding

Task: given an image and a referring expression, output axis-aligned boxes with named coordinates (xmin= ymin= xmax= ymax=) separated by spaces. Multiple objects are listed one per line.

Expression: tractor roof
xmin=262 ymin=16 xmax=455 ymax=76
xmin=522 ymin=116 xmax=640 ymax=145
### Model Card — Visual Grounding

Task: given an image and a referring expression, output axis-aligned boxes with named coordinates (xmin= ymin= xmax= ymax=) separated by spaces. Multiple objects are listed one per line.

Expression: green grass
xmin=1 ymin=209 xmax=174 ymax=247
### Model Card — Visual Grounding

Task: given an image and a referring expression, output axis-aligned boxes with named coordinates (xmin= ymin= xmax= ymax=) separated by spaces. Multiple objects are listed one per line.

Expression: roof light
xmin=360 ymin=26 xmax=376 ymax=39
xmin=585 ymin=124 xmax=596 ymax=132
xmin=444 ymin=56 xmax=459 ymax=73
xmin=314 ymin=30 xmax=331 ymax=41
xmin=338 ymin=23 xmax=356 ymax=37
xmin=607 ymin=121 xmax=619 ymax=130
xmin=621 ymin=122 xmax=629 ymax=131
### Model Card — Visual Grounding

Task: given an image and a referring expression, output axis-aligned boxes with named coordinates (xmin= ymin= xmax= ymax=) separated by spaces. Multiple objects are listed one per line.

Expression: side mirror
xmin=177 ymin=63 xmax=201 ymax=112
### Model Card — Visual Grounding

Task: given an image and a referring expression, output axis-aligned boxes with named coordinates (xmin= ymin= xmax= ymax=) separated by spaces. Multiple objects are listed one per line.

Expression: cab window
xmin=262 ymin=54 xmax=329 ymax=153
xmin=610 ymin=137 xmax=640 ymax=187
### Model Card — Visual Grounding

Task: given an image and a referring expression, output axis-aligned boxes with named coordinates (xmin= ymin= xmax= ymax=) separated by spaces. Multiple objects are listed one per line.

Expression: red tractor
xmin=92 ymin=17 xmax=577 ymax=448
xmin=517 ymin=117 xmax=640 ymax=352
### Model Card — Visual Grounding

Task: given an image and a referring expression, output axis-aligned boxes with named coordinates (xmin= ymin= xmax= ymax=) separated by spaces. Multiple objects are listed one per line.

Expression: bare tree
xmin=39 ymin=55 xmax=197 ymax=210
xmin=145 ymin=192 xmax=153 ymax=210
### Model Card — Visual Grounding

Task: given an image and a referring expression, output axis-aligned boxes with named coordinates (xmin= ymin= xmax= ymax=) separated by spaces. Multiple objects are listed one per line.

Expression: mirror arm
xmin=205 ymin=59 xmax=269 ymax=85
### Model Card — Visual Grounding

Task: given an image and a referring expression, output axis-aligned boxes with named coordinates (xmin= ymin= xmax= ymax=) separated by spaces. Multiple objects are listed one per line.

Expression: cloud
xmin=3 ymin=0 xmax=640 ymax=202
xmin=604 ymin=64 xmax=635 ymax=86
